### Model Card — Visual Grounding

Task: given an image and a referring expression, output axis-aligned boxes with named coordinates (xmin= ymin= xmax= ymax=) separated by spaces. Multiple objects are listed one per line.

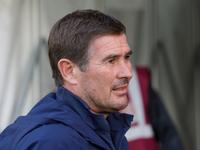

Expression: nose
xmin=117 ymin=61 xmax=133 ymax=80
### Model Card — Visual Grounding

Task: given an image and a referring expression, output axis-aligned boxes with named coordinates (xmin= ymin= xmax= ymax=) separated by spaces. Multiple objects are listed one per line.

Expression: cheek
xmin=92 ymin=70 xmax=112 ymax=86
xmin=88 ymin=66 xmax=116 ymax=90
xmin=101 ymin=68 xmax=113 ymax=79
xmin=99 ymin=73 xmax=115 ymax=91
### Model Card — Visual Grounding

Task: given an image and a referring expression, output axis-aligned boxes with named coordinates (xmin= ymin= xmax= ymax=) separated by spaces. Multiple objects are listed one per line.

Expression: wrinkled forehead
xmin=88 ymin=34 xmax=130 ymax=56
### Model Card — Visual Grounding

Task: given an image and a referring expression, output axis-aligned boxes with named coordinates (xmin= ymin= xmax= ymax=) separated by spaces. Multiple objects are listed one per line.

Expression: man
xmin=0 ymin=9 xmax=133 ymax=150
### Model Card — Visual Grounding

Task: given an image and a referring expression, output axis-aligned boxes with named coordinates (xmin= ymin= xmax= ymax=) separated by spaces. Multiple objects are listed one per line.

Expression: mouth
xmin=112 ymin=84 xmax=128 ymax=95
xmin=113 ymin=87 xmax=126 ymax=91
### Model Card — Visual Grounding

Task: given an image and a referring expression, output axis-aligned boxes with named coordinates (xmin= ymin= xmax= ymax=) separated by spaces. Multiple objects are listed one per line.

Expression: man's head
xmin=48 ymin=9 xmax=133 ymax=117
xmin=48 ymin=9 xmax=126 ymax=86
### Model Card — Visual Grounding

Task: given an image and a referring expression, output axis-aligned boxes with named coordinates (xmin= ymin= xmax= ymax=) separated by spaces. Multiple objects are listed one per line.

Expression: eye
xmin=124 ymin=55 xmax=130 ymax=61
xmin=108 ymin=59 xmax=115 ymax=64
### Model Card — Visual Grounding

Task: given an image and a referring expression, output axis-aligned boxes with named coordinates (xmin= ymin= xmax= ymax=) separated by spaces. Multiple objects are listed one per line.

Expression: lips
xmin=114 ymin=87 xmax=125 ymax=91
xmin=112 ymin=84 xmax=128 ymax=95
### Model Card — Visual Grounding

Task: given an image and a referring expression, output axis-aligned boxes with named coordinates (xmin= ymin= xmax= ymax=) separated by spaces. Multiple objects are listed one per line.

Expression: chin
xmin=115 ymin=102 xmax=129 ymax=112
xmin=120 ymin=103 xmax=129 ymax=111
xmin=119 ymin=97 xmax=129 ymax=108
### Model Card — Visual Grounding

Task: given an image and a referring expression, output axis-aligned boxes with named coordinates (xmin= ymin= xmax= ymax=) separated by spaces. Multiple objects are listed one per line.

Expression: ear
xmin=57 ymin=59 xmax=77 ymax=85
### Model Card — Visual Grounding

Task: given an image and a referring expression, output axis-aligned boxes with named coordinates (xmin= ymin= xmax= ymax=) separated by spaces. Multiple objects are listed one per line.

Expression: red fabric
xmin=127 ymin=67 xmax=158 ymax=150
xmin=128 ymin=138 xmax=158 ymax=150
xmin=135 ymin=67 xmax=151 ymax=124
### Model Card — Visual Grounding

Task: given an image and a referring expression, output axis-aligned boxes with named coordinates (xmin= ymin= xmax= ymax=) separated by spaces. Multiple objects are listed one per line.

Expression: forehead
xmin=89 ymin=34 xmax=130 ymax=56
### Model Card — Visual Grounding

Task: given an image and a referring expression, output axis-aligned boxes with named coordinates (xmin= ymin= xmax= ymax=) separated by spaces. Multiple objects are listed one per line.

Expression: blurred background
xmin=0 ymin=0 xmax=199 ymax=150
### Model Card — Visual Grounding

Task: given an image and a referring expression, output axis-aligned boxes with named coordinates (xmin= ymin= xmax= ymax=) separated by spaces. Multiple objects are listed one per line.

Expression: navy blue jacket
xmin=0 ymin=86 xmax=133 ymax=150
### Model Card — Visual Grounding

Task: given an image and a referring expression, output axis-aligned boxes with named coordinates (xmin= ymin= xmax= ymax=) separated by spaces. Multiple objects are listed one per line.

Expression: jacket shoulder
xmin=16 ymin=123 xmax=90 ymax=149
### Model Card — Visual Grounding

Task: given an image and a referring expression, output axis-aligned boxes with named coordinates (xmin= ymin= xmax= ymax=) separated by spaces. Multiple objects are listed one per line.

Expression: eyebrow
xmin=127 ymin=50 xmax=133 ymax=56
xmin=102 ymin=50 xmax=132 ymax=62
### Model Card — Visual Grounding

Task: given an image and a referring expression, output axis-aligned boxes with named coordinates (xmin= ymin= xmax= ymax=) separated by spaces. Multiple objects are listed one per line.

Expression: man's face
xmin=76 ymin=33 xmax=133 ymax=117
